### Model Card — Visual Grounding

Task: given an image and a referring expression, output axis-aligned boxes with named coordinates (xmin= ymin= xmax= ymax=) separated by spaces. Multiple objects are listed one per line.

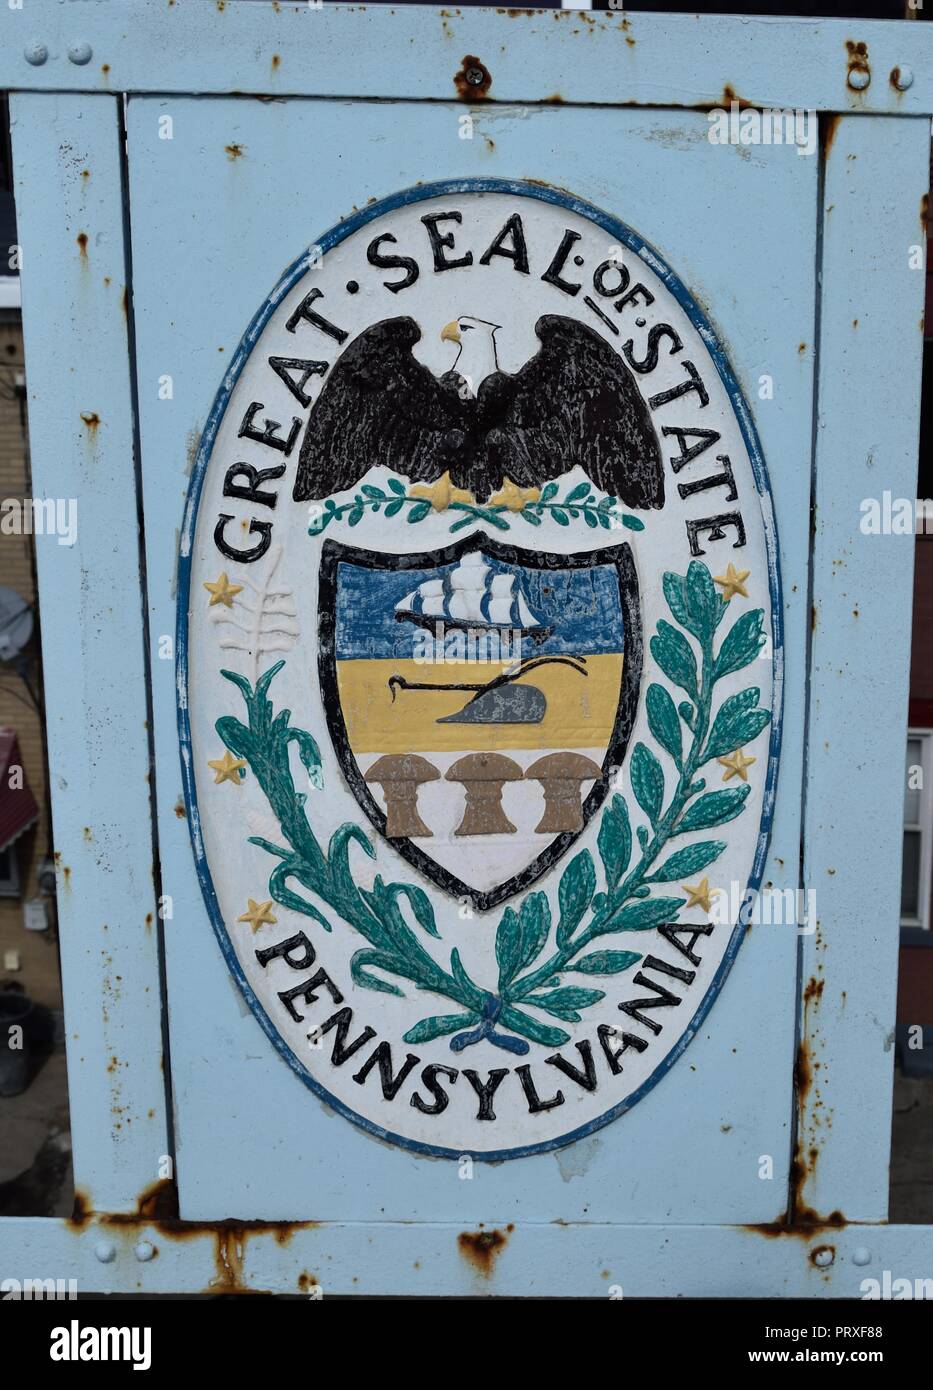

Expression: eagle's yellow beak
xmin=440 ymin=319 xmax=461 ymax=344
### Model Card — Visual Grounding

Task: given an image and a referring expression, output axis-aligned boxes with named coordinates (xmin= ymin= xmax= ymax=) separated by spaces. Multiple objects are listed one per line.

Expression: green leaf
xmin=350 ymin=947 xmax=406 ymax=997
xmin=622 ymin=515 xmax=645 ymax=532
xmin=520 ymin=508 xmax=542 ymax=526
xmin=557 ymin=851 xmax=596 ymax=947
xmin=407 ymin=501 xmax=431 ymax=523
xmin=551 ymin=507 xmax=569 ymax=526
xmin=388 ymin=881 xmax=441 ymax=939
xmin=386 ymin=477 xmax=406 ymax=495
xmin=662 ymin=571 xmax=691 ymax=630
xmin=649 ymin=840 xmax=726 ymax=882
xmin=286 ymin=727 xmax=323 ymax=790
xmin=646 ymin=683 xmax=683 ymax=765
xmin=715 ymin=609 xmax=766 ymax=678
xmin=540 ymin=481 xmax=559 ymax=501
xmin=582 ymin=509 xmax=598 ymax=528
xmin=704 ymin=689 xmax=771 ymax=761
xmin=449 ymin=948 xmax=485 ymax=1010
xmin=650 ymin=621 xmax=699 ymax=699
xmin=573 ymin=950 xmax=641 ymax=975
xmin=327 ymin=822 xmax=374 ymax=906
xmin=631 ymin=742 xmax=665 ymax=828
xmin=677 ymin=785 xmax=750 ymax=832
xmin=685 ymin=561 xmax=719 ymax=642
xmin=678 ymin=701 xmax=696 ymax=730
xmin=384 ymin=498 xmax=404 ymax=517
xmin=499 ymin=1005 xmax=570 ymax=1048
xmin=268 ymin=860 xmax=333 ymax=931
xmin=564 ymin=482 xmax=591 ymax=503
xmin=220 ymin=668 xmax=254 ymax=701
xmin=594 ymin=896 xmax=685 ymax=935
xmin=527 ymin=985 xmax=605 ymax=1022
xmin=597 ymin=793 xmax=631 ymax=890
xmin=495 ymin=893 xmax=553 ymax=990
xmin=215 ymin=714 xmax=255 ymax=763
xmin=403 ymin=1011 xmax=480 ymax=1043
xmin=360 ymin=484 xmax=384 ymax=499
xmin=347 ymin=505 xmax=364 ymax=526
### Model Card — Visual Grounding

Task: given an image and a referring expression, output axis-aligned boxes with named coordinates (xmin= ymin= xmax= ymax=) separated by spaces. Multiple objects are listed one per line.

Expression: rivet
xmin=24 ymin=43 xmax=49 ymax=66
xmin=852 ymin=1246 xmax=871 ymax=1267
xmin=847 ymin=68 xmax=871 ymax=92
xmin=68 ymin=42 xmax=93 ymax=67
xmin=813 ymin=1247 xmax=834 ymax=1268
xmin=94 ymin=1239 xmax=117 ymax=1264
xmin=466 ymin=67 xmax=485 ymax=87
xmin=134 ymin=1240 xmax=155 ymax=1263
xmin=893 ymin=65 xmax=914 ymax=92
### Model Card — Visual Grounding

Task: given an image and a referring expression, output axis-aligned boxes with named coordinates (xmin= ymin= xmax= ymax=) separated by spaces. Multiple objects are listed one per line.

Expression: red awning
xmin=0 ymin=728 xmax=39 ymax=854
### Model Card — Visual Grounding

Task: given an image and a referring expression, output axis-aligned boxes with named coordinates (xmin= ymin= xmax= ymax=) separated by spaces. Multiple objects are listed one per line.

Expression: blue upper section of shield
xmin=334 ymin=554 xmax=624 ymax=660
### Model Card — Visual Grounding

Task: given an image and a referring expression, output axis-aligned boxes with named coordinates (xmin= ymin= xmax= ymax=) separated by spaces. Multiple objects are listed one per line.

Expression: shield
xmin=318 ymin=533 xmax=641 ymax=909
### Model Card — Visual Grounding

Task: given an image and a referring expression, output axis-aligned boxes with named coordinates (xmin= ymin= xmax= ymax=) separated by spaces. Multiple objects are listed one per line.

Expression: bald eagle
xmin=292 ymin=313 xmax=664 ymax=507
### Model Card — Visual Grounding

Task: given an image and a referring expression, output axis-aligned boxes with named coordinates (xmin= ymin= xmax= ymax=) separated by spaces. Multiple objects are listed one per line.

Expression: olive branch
xmin=216 ymin=560 xmax=769 ymax=1056
xmin=306 ymin=478 xmax=645 ymax=537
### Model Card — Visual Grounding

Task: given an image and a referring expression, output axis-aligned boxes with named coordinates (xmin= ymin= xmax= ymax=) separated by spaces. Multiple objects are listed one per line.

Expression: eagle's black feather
xmin=293 ymin=313 xmax=664 ymax=508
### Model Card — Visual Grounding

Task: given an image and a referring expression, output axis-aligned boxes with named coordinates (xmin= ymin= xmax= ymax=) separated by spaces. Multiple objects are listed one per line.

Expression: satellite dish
xmin=0 ymin=586 xmax=34 ymax=662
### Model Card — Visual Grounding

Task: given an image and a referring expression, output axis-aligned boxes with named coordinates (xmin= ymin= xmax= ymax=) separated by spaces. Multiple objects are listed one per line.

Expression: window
xmin=902 ymin=731 xmax=933 ymax=931
xmin=0 ymin=841 xmax=20 ymax=897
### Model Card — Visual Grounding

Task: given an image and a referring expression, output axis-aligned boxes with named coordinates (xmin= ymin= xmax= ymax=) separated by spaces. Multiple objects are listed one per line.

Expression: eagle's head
xmin=440 ymin=316 xmax=501 ymax=393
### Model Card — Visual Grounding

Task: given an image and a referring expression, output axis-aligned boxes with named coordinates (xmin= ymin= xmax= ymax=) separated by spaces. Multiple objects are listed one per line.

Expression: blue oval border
xmin=177 ymin=177 xmax=784 ymax=1162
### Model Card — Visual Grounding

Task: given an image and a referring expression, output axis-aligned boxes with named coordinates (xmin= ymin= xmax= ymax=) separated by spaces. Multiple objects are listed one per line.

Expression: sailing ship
xmin=389 ymin=552 xmax=586 ymax=725
xmin=394 ymin=551 xmax=551 ymax=640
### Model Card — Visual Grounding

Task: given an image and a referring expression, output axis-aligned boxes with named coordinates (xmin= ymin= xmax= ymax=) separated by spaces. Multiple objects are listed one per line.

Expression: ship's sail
xmin=395 ymin=551 xmax=547 ymax=632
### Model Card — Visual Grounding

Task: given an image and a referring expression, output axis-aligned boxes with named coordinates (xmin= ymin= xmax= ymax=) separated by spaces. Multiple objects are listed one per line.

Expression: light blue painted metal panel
xmin=0 ymin=2 xmax=932 ymax=114
xmin=7 ymin=93 xmax=171 ymax=1212
xmin=799 ymin=114 xmax=929 ymax=1223
xmin=0 ymin=1214 xmax=928 ymax=1297
xmin=126 ymin=95 xmax=813 ymax=1224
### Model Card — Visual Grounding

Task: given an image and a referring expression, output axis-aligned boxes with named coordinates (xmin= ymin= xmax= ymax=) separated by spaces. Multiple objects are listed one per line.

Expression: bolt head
xmin=852 ymin=1246 xmax=871 ymax=1267
xmin=848 ymin=68 xmax=871 ymax=92
xmin=94 ymin=1239 xmax=117 ymax=1264
xmin=813 ymin=1247 xmax=834 ymax=1268
xmin=466 ymin=67 xmax=485 ymax=87
xmin=894 ymin=65 xmax=914 ymax=92
xmin=68 ymin=43 xmax=93 ymax=67
xmin=24 ymin=43 xmax=49 ymax=66
xmin=134 ymin=1240 xmax=156 ymax=1263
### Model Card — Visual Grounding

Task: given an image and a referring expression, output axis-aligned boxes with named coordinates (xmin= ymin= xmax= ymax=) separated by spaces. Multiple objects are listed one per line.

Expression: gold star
xmin=682 ymin=877 xmax=719 ymax=914
xmin=713 ymin=563 xmax=750 ymax=601
xmin=237 ymin=899 xmax=277 ymax=933
xmin=203 ymin=571 xmax=243 ymax=607
xmin=718 ymin=749 xmax=757 ymax=783
xmin=489 ymin=477 xmax=541 ymax=513
xmin=408 ymin=472 xmax=474 ymax=513
xmin=207 ymin=750 xmax=246 ymax=786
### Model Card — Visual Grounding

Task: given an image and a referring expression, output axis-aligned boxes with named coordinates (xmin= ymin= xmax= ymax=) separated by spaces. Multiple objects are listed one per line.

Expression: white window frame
xmin=902 ymin=727 xmax=933 ymax=931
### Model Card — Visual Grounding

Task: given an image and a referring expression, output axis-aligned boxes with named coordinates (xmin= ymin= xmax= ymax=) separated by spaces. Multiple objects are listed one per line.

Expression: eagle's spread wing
xmin=292 ymin=318 xmax=466 ymax=500
xmin=475 ymin=315 xmax=664 ymax=508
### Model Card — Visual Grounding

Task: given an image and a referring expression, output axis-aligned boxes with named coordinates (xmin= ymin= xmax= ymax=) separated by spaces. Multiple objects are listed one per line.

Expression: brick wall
xmin=0 ymin=311 xmax=61 ymax=1010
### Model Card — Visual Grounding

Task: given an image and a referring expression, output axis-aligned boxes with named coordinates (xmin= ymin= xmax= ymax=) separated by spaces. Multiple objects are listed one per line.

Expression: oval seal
xmin=179 ymin=179 xmax=782 ymax=1159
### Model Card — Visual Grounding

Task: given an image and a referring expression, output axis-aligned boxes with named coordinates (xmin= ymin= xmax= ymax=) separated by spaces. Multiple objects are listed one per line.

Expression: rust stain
xmin=845 ymin=39 xmax=869 ymax=88
xmin=225 ymin=143 xmax=246 ymax=160
xmin=174 ymin=799 xmax=186 ymax=818
xmin=921 ymin=193 xmax=929 ymax=235
xmin=721 ymin=85 xmax=754 ymax=111
xmin=83 ymin=826 xmax=93 ymax=842
xmin=76 ymin=232 xmax=89 ymax=261
xmin=544 ymin=93 xmax=564 ymax=104
xmin=121 ymin=286 xmax=129 ymax=320
xmin=216 ymin=0 xmax=225 ymax=10
xmin=798 ymin=343 xmax=806 ymax=354
xmin=68 ymin=1190 xmax=93 ymax=1229
xmin=811 ymin=603 xmax=817 ymax=633
xmin=80 ymin=412 xmax=100 ymax=431
xmin=297 ymin=1270 xmax=319 ymax=1292
xmin=458 ymin=1224 xmax=511 ymax=1274
xmin=101 ymin=64 xmax=110 ymax=77
xmin=272 ymin=54 xmax=281 ymax=71
xmin=454 ymin=55 xmax=492 ymax=102
xmin=820 ymin=113 xmax=841 ymax=162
